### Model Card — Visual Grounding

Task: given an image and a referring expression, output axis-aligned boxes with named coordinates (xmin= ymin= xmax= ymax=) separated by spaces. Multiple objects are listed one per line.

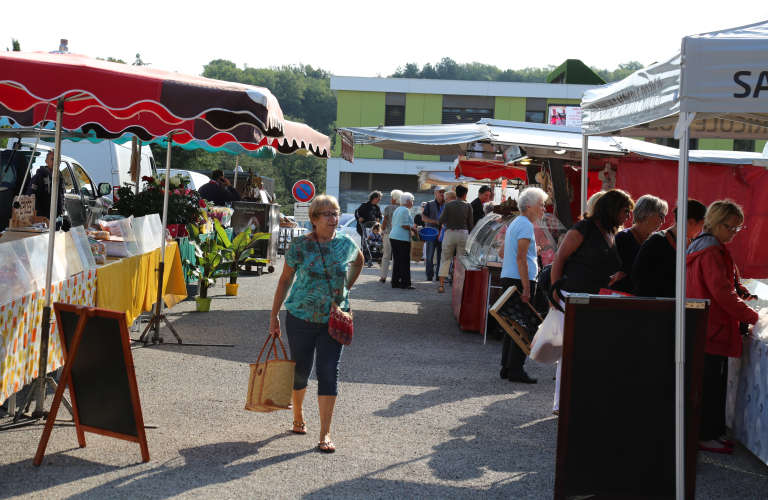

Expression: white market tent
xmin=580 ymin=19 xmax=768 ymax=499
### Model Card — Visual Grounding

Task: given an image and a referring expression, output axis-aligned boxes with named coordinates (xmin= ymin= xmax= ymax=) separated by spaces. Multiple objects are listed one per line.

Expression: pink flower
xmin=173 ymin=189 xmax=181 ymax=195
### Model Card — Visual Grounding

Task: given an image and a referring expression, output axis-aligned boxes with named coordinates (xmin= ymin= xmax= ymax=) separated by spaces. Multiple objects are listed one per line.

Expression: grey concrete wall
xmin=339 ymin=190 xmax=435 ymax=214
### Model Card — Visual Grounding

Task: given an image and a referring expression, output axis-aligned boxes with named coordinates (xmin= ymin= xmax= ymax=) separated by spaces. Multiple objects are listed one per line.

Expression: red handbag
xmin=317 ymin=240 xmax=354 ymax=345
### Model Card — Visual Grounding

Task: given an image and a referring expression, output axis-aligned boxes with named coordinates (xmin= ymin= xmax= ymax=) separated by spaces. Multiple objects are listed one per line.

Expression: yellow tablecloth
xmin=95 ymin=242 xmax=187 ymax=327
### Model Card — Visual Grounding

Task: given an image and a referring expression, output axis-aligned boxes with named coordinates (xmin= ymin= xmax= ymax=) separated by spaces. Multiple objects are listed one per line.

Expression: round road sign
xmin=292 ymin=180 xmax=315 ymax=203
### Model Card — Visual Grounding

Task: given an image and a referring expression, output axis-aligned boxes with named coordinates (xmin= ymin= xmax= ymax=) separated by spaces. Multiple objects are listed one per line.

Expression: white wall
xmin=325 ymin=158 xmax=455 ymax=199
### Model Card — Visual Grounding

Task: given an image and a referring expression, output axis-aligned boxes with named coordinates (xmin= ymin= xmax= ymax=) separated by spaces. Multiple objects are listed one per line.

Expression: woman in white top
xmin=498 ymin=187 xmax=548 ymax=384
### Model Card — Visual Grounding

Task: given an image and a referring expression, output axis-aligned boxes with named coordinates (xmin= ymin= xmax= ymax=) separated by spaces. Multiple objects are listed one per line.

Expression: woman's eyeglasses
xmin=722 ymin=223 xmax=743 ymax=233
xmin=657 ymin=213 xmax=666 ymax=222
xmin=320 ymin=211 xmax=340 ymax=219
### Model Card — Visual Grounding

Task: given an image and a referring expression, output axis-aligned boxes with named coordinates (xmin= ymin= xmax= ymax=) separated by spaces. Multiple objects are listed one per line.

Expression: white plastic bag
xmin=754 ymin=310 xmax=768 ymax=343
xmin=529 ymin=308 xmax=564 ymax=364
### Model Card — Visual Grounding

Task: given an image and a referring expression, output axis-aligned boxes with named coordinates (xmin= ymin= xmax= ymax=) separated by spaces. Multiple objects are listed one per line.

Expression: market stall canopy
xmin=0 ymin=51 xmax=285 ymax=138
xmin=454 ymin=157 xmax=527 ymax=181
xmin=336 ymin=119 xmax=626 ymax=160
xmin=417 ymin=169 xmax=478 ymax=186
xmin=615 ymin=137 xmax=766 ymax=165
xmin=581 ymin=20 xmax=768 ymax=138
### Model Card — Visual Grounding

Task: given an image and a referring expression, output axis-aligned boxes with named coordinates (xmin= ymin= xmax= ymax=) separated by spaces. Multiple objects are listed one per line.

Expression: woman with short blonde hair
xmin=687 ymin=199 xmax=757 ymax=454
xmin=270 ymin=194 xmax=364 ymax=453
xmin=379 ymin=189 xmax=403 ymax=283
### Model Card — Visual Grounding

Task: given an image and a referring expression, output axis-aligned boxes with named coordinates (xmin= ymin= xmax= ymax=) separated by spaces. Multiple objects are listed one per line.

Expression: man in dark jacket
xmin=198 ymin=169 xmax=241 ymax=206
xmin=470 ymin=185 xmax=493 ymax=226
xmin=355 ymin=191 xmax=382 ymax=265
xmin=26 ymin=150 xmax=65 ymax=219
xmin=422 ymin=186 xmax=446 ymax=281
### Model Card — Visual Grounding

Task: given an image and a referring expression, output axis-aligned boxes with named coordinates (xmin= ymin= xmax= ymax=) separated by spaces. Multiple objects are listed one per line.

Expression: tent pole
xmin=36 ymin=98 xmax=65 ymax=416
xmin=149 ymin=133 xmax=173 ymax=344
xmin=233 ymin=154 xmax=240 ymax=195
xmin=580 ymin=134 xmax=588 ymax=215
xmin=674 ymin=117 xmax=691 ymax=500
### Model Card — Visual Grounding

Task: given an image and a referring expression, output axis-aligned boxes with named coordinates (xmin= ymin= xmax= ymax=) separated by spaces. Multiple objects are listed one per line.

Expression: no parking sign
xmin=292 ymin=180 xmax=315 ymax=203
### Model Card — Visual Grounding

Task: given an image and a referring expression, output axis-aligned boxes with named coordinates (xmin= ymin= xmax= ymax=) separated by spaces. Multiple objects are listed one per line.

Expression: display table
xmin=96 ymin=242 xmax=187 ymax=327
xmin=0 ymin=243 xmax=186 ymax=406
xmin=726 ymin=335 xmax=768 ymax=465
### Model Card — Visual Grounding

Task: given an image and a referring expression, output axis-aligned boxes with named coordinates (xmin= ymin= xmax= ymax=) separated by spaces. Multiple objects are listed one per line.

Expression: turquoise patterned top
xmin=285 ymin=232 xmax=360 ymax=323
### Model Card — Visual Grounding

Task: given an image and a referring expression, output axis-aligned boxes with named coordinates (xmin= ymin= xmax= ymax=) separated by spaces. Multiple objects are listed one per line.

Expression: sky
xmin=5 ymin=0 xmax=768 ymax=78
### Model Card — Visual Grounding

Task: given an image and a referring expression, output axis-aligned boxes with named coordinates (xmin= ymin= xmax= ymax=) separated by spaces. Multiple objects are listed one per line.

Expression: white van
xmin=169 ymin=169 xmax=211 ymax=191
xmin=49 ymin=140 xmax=157 ymax=202
xmin=8 ymin=138 xmax=157 ymax=202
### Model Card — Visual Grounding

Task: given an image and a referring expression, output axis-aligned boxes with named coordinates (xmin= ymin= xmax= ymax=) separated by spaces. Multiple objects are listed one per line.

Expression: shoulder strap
xmin=664 ymin=229 xmax=677 ymax=251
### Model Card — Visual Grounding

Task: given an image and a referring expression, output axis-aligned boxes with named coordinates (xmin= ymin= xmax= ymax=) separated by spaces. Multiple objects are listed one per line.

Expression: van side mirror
xmin=98 ymin=183 xmax=112 ymax=197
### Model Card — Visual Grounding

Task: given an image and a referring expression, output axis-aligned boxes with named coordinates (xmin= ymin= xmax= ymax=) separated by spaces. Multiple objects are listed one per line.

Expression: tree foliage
xmin=96 ymin=56 xmax=127 ymax=64
xmin=391 ymin=57 xmax=643 ymax=83
xmin=9 ymin=38 xmax=21 ymax=51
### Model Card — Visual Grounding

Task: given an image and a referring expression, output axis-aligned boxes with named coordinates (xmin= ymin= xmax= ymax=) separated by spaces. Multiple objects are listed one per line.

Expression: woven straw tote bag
xmin=245 ymin=335 xmax=295 ymax=413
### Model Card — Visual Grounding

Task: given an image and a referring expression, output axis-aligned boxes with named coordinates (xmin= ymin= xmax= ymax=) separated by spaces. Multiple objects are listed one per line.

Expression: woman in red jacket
xmin=686 ymin=200 xmax=759 ymax=454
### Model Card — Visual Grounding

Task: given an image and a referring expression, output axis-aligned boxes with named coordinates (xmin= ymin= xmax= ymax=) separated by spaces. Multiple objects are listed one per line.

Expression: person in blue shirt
xmin=389 ymin=192 xmax=418 ymax=289
xmin=498 ymin=187 xmax=548 ymax=384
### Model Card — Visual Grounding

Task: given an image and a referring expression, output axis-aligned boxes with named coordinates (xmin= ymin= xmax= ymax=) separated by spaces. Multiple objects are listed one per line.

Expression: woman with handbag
xmin=389 ymin=192 xmax=418 ymax=290
xmin=270 ymin=195 xmax=364 ymax=453
xmin=548 ymin=189 xmax=634 ymax=414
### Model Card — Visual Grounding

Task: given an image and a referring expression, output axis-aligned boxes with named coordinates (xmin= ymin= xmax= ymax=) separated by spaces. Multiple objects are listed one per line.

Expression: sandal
xmin=438 ymin=286 xmax=445 ymax=293
xmin=318 ymin=440 xmax=336 ymax=453
xmin=380 ymin=278 xmax=386 ymax=283
xmin=291 ymin=421 xmax=307 ymax=434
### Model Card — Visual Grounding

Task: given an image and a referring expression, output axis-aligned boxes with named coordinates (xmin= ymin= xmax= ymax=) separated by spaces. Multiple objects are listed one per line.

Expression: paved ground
xmin=1 ymin=259 xmax=767 ymax=499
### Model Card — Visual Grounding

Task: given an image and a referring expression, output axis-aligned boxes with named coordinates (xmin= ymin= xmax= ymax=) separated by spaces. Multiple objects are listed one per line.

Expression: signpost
xmin=293 ymin=203 xmax=310 ymax=222
xmin=292 ymin=180 xmax=315 ymax=203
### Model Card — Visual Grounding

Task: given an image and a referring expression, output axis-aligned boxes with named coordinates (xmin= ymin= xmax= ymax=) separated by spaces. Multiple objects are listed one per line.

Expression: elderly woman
xmin=609 ymin=194 xmax=668 ymax=294
xmin=632 ymin=198 xmax=707 ymax=298
xmin=497 ymin=187 xmax=548 ymax=384
xmin=550 ymin=189 xmax=634 ymax=414
xmin=270 ymin=195 xmax=364 ymax=453
xmin=389 ymin=192 xmax=418 ymax=289
xmin=379 ymin=189 xmax=403 ymax=284
xmin=687 ymin=200 xmax=759 ymax=454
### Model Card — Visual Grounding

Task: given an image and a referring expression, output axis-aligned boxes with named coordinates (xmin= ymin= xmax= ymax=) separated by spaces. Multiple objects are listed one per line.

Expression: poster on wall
xmin=549 ymin=106 xmax=582 ymax=127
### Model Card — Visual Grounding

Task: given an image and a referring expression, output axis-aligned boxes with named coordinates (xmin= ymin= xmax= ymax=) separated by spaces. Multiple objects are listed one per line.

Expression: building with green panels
xmin=327 ymin=76 xmax=596 ymax=212
xmin=327 ymin=75 xmax=768 ymax=213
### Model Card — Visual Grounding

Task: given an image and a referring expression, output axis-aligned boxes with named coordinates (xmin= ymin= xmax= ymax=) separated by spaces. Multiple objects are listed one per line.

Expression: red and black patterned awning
xmin=0 ymin=51 xmax=285 ymax=137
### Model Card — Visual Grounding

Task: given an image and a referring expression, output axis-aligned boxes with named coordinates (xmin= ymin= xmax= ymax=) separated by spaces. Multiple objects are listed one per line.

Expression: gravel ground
xmin=1 ymin=259 xmax=767 ymax=499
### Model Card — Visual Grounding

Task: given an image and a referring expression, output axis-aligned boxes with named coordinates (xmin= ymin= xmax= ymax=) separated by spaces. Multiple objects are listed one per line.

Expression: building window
xmin=442 ymin=107 xmax=494 ymax=124
xmin=385 ymin=93 xmax=406 ymax=127
xmin=525 ymin=98 xmax=547 ymax=123
xmin=350 ymin=172 xmax=370 ymax=190
xmin=385 ymin=105 xmax=405 ymax=127
xmin=734 ymin=139 xmax=756 ymax=152
xmin=383 ymin=149 xmax=404 ymax=160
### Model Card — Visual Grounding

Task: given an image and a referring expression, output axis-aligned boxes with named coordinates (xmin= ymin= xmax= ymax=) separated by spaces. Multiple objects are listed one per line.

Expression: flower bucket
xmin=225 ymin=283 xmax=239 ymax=296
xmin=195 ymin=297 xmax=212 ymax=312
xmin=167 ymin=224 xmax=188 ymax=238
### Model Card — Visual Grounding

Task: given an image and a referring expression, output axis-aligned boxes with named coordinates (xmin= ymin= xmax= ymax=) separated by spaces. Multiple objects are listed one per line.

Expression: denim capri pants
xmin=285 ymin=312 xmax=344 ymax=396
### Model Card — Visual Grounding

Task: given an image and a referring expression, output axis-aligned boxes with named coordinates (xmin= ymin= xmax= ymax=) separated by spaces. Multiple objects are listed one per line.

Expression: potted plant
xmin=112 ymin=173 xmax=205 ymax=236
xmin=185 ymin=220 xmax=236 ymax=311
xmin=214 ymin=224 xmax=270 ymax=296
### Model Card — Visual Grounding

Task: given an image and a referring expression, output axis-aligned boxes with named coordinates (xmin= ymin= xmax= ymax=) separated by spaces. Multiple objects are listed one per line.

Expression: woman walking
xmin=498 ymin=187 xmax=548 ymax=384
xmin=389 ymin=192 xmax=417 ymax=289
xmin=379 ymin=189 xmax=403 ymax=283
xmin=270 ymin=195 xmax=364 ymax=453
xmin=686 ymin=200 xmax=759 ymax=453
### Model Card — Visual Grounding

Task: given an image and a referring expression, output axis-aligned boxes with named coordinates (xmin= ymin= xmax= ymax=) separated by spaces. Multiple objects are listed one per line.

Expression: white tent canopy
xmin=580 ymin=20 xmax=768 ymax=500
xmin=582 ymin=20 xmax=768 ymax=139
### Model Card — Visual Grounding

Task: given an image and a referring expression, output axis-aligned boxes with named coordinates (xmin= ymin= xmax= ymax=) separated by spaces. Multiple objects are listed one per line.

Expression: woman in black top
xmin=548 ymin=189 xmax=634 ymax=416
xmin=631 ymin=199 xmax=707 ymax=298
xmin=551 ymin=189 xmax=635 ymax=295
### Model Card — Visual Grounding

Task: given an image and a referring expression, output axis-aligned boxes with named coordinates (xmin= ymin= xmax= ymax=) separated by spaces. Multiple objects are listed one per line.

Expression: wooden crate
xmin=489 ymin=286 xmax=544 ymax=355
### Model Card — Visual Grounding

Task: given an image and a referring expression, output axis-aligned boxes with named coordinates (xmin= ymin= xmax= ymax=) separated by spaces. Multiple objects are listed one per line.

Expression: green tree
xmin=9 ymin=38 xmax=20 ymax=51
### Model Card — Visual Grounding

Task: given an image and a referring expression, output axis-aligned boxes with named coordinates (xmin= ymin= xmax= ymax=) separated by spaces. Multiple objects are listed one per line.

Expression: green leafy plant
xmin=214 ymin=224 xmax=270 ymax=284
xmin=112 ymin=173 xmax=205 ymax=225
xmin=185 ymin=220 xmax=236 ymax=299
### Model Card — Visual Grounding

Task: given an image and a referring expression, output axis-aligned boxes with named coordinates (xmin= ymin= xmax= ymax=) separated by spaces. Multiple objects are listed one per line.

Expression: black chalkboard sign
xmin=554 ymin=296 xmax=709 ymax=500
xmin=34 ymin=303 xmax=149 ymax=466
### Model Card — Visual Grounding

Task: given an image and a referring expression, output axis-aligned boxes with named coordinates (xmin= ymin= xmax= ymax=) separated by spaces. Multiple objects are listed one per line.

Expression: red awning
xmin=0 ymin=51 xmax=285 ymax=137
xmin=454 ymin=157 xmax=527 ymax=181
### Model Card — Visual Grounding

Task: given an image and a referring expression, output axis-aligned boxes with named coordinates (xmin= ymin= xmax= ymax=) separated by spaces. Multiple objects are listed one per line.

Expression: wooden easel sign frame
xmin=34 ymin=303 xmax=149 ymax=466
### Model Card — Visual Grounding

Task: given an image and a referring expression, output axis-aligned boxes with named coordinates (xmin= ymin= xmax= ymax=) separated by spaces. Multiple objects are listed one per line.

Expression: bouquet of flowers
xmin=112 ymin=173 xmax=205 ymax=225
xmin=208 ymin=206 xmax=234 ymax=228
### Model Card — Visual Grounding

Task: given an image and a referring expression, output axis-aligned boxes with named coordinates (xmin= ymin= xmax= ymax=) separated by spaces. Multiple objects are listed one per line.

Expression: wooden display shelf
xmin=489 ymin=286 xmax=544 ymax=355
